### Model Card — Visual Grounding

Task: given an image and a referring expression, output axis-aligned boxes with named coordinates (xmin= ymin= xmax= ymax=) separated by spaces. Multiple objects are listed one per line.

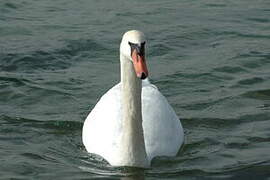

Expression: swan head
xmin=120 ymin=30 xmax=148 ymax=80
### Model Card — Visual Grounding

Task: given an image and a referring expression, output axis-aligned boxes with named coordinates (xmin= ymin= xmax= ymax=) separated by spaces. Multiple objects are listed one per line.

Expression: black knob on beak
xmin=141 ymin=72 xmax=147 ymax=80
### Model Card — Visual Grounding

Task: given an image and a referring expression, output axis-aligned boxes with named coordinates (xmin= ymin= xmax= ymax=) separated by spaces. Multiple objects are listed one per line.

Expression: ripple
xmin=238 ymin=77 xmax=264 ymax=85
xmin=224 ymin=141 xmax=250 ymax=149
xmin=0 ymin=39 xmax=106 ymax=72
xmin=242 ymin=89 xmax=270 ymax=100
xmin=148 ymin=43 xmax=172 ymax=57
xmin=221 ymin=31 xmax=270 ymax=39
xmin=246 ymin=18 xmax=270 ymax=23
xmin=59 ymin=39 xmax=106 ymax=58
xmin=0 ymin=115 xmax=82 ymax=132
xmin=213 ymin=66 xmax=248 ymax=74
xmin=232 ymin=51 xmax=270 ymax=61
xmin=0 ymin=52 xmax=71 ymax=72
xmin=0 ymin=74 xmax=31 ymax=86
xmin=183 ymin=112 xmax=270 ymax=130
xmin=21 ymin=152 xmax=47 ymax=160
xmin=205 ymin=3 xmax=227 ymax=8
xmin=4 ymin=2 xmax=18 ymax=9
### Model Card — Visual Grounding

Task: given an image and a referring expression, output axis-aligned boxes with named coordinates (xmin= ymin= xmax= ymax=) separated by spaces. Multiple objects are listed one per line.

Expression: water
xmin=1 ymin=0 xmax=270 ymax=179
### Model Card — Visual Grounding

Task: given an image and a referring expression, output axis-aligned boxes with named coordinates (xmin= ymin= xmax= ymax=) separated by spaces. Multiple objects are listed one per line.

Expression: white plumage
xmin=82 ymin=30 xmax=184 ymax=167
xmin=82 ymin=80 xmax=184 ymax=166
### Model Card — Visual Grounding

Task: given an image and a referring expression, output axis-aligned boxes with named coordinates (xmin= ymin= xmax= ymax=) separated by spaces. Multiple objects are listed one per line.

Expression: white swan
xmin=82 ymin=30 xmax=184 ymax=168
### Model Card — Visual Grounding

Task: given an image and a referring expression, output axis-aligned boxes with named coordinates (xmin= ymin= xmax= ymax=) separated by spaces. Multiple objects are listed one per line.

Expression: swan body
xmin=82 ymin=30 xmax=184 ymax=167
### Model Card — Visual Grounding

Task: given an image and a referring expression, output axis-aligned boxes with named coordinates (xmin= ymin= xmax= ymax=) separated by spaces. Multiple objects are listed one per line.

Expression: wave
xmin=0 ymin=39 xmax=106 ymax=72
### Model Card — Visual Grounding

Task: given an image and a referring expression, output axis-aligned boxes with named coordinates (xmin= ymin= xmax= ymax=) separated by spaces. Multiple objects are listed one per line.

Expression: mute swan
xmin=82 ymin=30 xmax=184 ymax=168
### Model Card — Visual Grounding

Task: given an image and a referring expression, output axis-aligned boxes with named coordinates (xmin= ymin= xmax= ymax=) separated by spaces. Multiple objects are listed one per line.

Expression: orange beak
xmin=131 ymin=50 xmax=148 ymax=79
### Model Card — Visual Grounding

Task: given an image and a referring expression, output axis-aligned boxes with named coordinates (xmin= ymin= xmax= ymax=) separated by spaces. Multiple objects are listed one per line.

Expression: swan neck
xmin=118 ymin=54 xmax=148 ymax=167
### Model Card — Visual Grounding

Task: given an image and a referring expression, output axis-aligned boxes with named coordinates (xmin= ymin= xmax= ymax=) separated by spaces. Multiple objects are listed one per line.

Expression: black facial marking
xmin=128 ymin=42 xmax=137 ymax=56
xmin=139 ymin=42 xmax=145 ymax=56
xmin=128 ymin=41 xmax=145 ymax=57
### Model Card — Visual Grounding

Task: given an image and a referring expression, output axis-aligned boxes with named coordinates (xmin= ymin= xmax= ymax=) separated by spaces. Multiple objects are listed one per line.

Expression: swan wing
xmin=141 ymin=80 xmax=184 ymax=161
xmin=82 ymin=83 xmax=122 ymax=164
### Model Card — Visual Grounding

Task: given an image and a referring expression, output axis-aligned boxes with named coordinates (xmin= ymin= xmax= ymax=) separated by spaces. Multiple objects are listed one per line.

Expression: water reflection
xmin=79 ymin=159 xmax=145 ymax=179
xmin=121 ymin=174 xmax=144 ymax=180
xmin=120 ymin=167 xmax=145 ymax=180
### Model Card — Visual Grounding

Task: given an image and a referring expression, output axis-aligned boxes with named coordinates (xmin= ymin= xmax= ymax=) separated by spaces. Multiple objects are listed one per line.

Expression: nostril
xmin=141 ymin=72 xmax=147 ymax=80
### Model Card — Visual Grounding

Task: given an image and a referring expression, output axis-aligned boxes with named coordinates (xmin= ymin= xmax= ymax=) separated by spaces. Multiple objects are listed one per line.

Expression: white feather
xmin=82 ymin=30 xmax=184 ymax=167
xmin=82 ymin=79 xmax=184 ymax=166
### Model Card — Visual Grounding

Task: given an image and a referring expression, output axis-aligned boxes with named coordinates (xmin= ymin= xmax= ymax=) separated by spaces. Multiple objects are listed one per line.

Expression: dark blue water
xmin=1 ymin=0 xmax=270 ymax=179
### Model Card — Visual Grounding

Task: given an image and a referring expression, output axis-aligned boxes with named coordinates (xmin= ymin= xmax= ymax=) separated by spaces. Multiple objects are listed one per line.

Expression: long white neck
xmin=117 ymin=53 xmax=149 ymax=167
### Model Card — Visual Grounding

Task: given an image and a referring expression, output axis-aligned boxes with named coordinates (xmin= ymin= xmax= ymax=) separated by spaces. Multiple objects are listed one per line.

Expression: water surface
xmin=1 ymin=0 xmax=270 ymax=179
